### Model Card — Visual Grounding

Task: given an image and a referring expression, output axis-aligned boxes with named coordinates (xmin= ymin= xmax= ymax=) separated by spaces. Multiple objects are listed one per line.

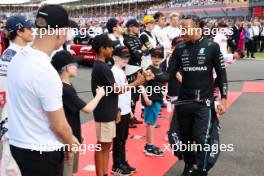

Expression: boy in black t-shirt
xmin=143 ymin=48 xmax=169 ymax=157
xmin=51 ymin=50 xmax=105 ymax=176
xmin=91 ymin=34 xmax=154 ymax=176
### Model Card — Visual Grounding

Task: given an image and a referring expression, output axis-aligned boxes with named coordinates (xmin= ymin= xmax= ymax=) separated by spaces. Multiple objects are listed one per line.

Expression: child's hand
xmin=96 ymin=86 xmax=105 ymax=97
xmin=134 ymin=73 xmax=146 ymax=86
xmin=143 ymin=70 xmax=155 ymax=81
xmin=64 ymin=151 xmax=73 ymax=162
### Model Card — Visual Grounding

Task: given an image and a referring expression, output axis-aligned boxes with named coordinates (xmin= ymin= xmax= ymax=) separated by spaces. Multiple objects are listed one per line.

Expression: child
xmin=51 ymin=50 xmax=105 ymax=176
xmin=111 ymin=46 xmax=137 ymax=175
xmin=143 ymin=48 xmax=168 ymax=156
xmin=91 ymin=34 xmax=151 ymax=176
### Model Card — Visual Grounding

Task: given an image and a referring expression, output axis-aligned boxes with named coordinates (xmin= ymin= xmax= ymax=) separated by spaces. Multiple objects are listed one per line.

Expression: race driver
xmin=156 ymin=15 xmax=228 ymax=176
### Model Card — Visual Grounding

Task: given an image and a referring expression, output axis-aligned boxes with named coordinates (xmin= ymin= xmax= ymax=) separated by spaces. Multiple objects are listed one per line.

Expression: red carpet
xmin=242 ymin=82 xmax=264 ymax=93
xmin=75 ymin=91 xmax=242 ymax=176
xmin=0 ymin=91 xmax=243 ymax=175
xmin=76 ymin=106 xmax=177 ymax=176
xmin=226 ymin=92 xmax=242 ymax=109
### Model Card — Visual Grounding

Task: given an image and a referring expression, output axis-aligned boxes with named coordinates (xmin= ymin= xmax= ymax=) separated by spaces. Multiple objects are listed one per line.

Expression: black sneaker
xmin=191 ymin=169 xmax=208 ymax=176
xmin=112 ymin=164 xmax=132 ymax=176
xmin=128 ymin=122 xmax=137 ymax=128
xmin=132 ymin=117 xmax=143 ymax=124
xmin=144 ymin=145 xmax=164 ymax=157
xmin=181 ymin=165 xmax=193 ymax=176
xmin=123 ymin=161 xmax=136 ymax=173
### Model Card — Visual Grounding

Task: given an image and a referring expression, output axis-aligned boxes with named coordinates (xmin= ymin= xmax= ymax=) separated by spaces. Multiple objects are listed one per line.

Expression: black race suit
xmin=123 ymin=34 xmax=144 ymax=113
xmin=157 ymin=37 xmax=228 ymax=174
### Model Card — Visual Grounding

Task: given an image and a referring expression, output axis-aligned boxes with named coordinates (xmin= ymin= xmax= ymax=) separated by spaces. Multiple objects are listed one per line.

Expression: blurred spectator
xmin=152 ymin=12 xmax=166 ymax=48
xmin=231 ymin=19 xmax=241 ymax=51
xmin=245 ymin=22 xmax=255 ymax=58
xmin=0 ymin=20 xmax=5 ymax=55
xmin=260 ymin=23 xmax=264 ymax=52
xmin=105 ymin=18 xmax=125 ymax=67
xmin=238 ymin=22 xmax=246 ymax=52
xmin=162 ymin=12 xmax=181 ymax=56
xmin=252 ymin=21 xmax=261 ymax=52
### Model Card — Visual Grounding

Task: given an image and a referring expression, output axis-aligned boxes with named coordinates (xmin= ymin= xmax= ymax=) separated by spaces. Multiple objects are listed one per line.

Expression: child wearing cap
xmin=51 ymin=50 xmax=105 ymax=176
xmin=111 ymin=46 xmax=137 ymax=175
xmin=143 ymin=48 xmax=168 ymax=157
xmin=91 ymin=34 xmax=153 ymax=176
xmin=140 ymin=15 xmax=161 ymax=70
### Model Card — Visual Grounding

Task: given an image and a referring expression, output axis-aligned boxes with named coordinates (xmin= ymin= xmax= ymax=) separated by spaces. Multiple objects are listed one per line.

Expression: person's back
xmin=7 ymin=5 xmax=80 ymax=176
xmin=8 ymin=46 xmax=64 ymax=150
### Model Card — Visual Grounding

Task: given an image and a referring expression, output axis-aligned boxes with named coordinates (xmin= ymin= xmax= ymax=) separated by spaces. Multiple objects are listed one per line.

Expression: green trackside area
xmin=255 ymin=52 xmax=264 ymax=59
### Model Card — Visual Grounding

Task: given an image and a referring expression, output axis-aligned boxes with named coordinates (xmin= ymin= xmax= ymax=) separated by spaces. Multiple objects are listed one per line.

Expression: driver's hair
xmin=181 ymin=15 xmax=202 ymax=28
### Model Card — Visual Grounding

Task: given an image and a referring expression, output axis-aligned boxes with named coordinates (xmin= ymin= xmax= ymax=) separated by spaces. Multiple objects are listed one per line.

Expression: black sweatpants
xmin=10 ymin=145 xmax=64 ymax=176
xmin=176 ymin=100 xmax=217 ymax=173
xmin=113 ymin=113 xmax=130 ymax=167
xmin=246 ymin=40 xmax=255 ymax=57
xmin=260 ymin=36 xmax=264 ymax=52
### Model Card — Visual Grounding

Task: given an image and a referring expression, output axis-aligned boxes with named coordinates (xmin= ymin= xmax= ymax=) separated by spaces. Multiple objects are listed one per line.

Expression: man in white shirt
xmin=260 ymin=23 xmax=264 ymax=52
xmin=0 ymin=15 xmax=34 ymax=176
xmin=245 ymin=22 xmax=255 ymax=58
xmin=7 ymin=5 xmax=79 ymax=176
xmin=163 ymin=12 xmax=181 ymax=55
xmin=105 ymin=18 xmax=125 ymax=67
xmin=213 ymin=21 xmax=241 ymax=64
xmin=252 ymin=21 xmax=260 ymax=52
xmin=152 ymin=12 xmax=167 ymax=47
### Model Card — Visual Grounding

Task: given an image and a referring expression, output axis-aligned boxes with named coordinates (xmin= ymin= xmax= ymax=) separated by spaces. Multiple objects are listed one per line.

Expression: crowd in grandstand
xmin=0 ymin=0 xmax=248 ymax=20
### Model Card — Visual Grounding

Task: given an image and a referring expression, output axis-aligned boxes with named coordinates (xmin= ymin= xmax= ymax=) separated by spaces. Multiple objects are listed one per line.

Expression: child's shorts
xmin=95 ymin=121 xmax=116 ymax=143
xmin=144 ymin=101 xmax=162 ymax=125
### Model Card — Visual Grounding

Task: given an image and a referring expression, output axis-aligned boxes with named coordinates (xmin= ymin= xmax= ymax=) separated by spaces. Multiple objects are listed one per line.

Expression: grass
xmin=255 ymin=52 xmax=264 ymax=59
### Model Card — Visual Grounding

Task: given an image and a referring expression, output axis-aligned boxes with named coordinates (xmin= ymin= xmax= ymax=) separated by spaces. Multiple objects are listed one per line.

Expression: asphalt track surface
xmin=1 ymin=58 xmax=264 ymax=175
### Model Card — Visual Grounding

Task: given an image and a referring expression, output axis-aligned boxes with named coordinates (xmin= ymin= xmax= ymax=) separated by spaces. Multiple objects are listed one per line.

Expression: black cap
xmin=69 ymin=19 xmax=79 ymax=28
xmin=6 ymin=15 xmax=35 ymax=33
xmin=91 ymin=34 xmax=115 ymax=51
xmin=35 ymin=5 xmax=69 ymax=29
xmin=151 ymin=48 xmax=164 ymax=58
xmin=51 ymin=50 xmax=83 ymax=72
xmin=126 ymin=19 xmax=140 ymax=28
xmin=113 ymin=46 xmax=130 ymax=58
xmin=106 ymin=18 xmax=122 ymax=33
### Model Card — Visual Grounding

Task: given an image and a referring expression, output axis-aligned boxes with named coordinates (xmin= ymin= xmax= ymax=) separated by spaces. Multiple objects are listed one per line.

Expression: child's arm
xmin=113 ymin=70 xmax=154 ymax=94
xmin=81 ymin=87 xmax=105 ymax=114
xmin=139 ymin=86 xmax=152 ymax=106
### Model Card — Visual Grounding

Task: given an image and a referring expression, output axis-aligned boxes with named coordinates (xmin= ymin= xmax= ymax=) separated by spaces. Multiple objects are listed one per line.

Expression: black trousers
xmin=260 ymin=36 xmax=264 ymax=52
xmin=10 ymin=145 xmax=64 ymax=176
xmin=113 ymin=114 xmax=130 ymax=167
xmin=177 ymin=101 xmax=216 ymax=173
xmin=253 ymin=36 xmax=260 ymax=52
xmin=246 ymin=40 xmax=255 ymax=57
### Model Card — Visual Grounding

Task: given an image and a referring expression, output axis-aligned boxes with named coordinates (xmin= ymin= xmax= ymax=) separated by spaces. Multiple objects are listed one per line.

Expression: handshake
xmin=134 ymin=69 xmax=155 ymax=86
